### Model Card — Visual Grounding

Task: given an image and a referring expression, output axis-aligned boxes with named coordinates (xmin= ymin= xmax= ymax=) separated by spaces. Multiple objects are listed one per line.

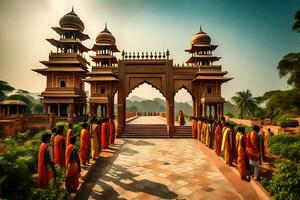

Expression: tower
xmin=83 ymin=24 xmax=119 ymax=117
xmin=33 ymin=8 xmax=90 ymax=117
xmin=186 ymin=27 xmax=232 ymax=118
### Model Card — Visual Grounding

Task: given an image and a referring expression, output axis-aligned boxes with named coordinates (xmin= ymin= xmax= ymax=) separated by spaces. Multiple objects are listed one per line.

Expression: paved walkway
xmin=128 ymin=116 xmax=192 ymax=126
xmin=128 ymin=116 xmax=166 ymax=124
xmin=76 ymin=139 xmax=260 ymax=200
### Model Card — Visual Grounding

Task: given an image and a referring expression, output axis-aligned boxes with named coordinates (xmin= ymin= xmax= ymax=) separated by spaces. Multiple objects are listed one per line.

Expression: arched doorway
xmin=126 ymin=82 xmax=166 ymax=124
xmin=174 ymin=87 xmax=193 ymax=126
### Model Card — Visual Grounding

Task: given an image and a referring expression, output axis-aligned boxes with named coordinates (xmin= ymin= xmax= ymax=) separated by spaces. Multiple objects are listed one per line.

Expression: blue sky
xmin=0 ymin=0 xmax=299 ymax=102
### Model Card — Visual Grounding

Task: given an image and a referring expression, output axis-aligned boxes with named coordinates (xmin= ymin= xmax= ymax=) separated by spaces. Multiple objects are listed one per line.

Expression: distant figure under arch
xmin=177 ymin=110 xmax=186 ymax=126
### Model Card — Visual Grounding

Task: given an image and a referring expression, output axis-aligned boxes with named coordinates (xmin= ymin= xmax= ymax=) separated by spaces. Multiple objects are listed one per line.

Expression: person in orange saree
xmin=236 ymin=127 xmax=247 ymax=179
xmin=38 ymin=133 xmax=57 ymax=189
xmin=101 ymin=118 xmax=109 ymax=149
xmin=79 ymin=123 xmax=90 ymax=165
xmin=201 ymin=118 xmax=208 ymax=143
xmin=192 ymin=117 xmax=198 ymax=139
xmin=214 ymin=121 xmax=223 ymax=155
xmin=205 ymin=119 xmax=211 ymax=147
xmin=221 ymin=122 xmax=233 ymax=165
xmin=177 ymin=110 xmax=186 ymax=126
xmin=109 ymin=116 xmax=116 ymax=144
xmin=66 ymin=124 xmax=74 ymax=147
xmin=53 ymin=128 xmax=66 ymax=167
xmin=90 ymin=118 xmax=99 ymax=160
xmin=246 ymin=125 xmax=261 ymax=180
xmin=65 ymin=136 xmax=81 ymax=193
xmin=197 ymin=117 xmax=203 ymax=141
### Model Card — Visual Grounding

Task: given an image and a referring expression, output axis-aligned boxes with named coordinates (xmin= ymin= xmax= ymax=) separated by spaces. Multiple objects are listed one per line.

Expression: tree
xmin=277 ymin=53 xmax=300 ymax=88
xmin=0 ymin=80 xmax=14 ymax=101
xmin=231 ymin=89 xmax=258 ymax=119
xmin=292 ymin=10 xmax=300 ymax=32
xmin=277 ymin=10 xmax=300 ymax=89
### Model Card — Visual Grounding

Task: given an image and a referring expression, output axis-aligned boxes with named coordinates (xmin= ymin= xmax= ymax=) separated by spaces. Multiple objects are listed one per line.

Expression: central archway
xmin=126 ymin=82 xmax=167 ymax=124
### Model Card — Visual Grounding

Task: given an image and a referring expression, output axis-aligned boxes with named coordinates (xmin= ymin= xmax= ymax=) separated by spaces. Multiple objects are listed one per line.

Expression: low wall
xmin=0 ymin=114 xmax=88 ymax=137
xmin=227 ymin=117 xmax=262 ymax=127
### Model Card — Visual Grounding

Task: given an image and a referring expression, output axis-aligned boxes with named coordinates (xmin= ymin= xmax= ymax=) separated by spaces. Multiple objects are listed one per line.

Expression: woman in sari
xmin=53 ymin=128 xmax=66 ymax=167
xmin=90 ymin=118 xmax=100 ymax=160
xmin=192 ymin=117 xmax=198 ymax=139
xmin=65 ymin=136 xmax=81 ymax=193
xmin=236 ymin=127 xmax=247 ymax=179
xmin=79 ymin=123 xmax=90 ymax=165
xmin=214 ymin=121 xmax=223 ymax=155
xmin=66 ymin=124 xmax=74 ymax=147
xmin=177 ymin=110 xmax=186 ymax=126
xmin=101 ymin=118 xmax=109 ymax=149
xmin=109 ymin=116 xmax=116 ymax=144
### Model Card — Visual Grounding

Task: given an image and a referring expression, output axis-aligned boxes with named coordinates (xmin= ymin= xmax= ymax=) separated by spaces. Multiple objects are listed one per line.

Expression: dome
xmin=95 ymin=24 xmax=116 ymax=45
xmin=59 ymin=8 xmax=85 ymax=32
xmin=191 ymin=26 xmax=211 ymax=45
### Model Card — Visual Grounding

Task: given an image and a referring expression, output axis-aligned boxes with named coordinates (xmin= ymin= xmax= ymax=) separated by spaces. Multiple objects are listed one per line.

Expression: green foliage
xmin=278 ymin=119 xmax=299 ymax=128
xmin=0 ymin=80 xmax=15 ymax=101
xmin=266 ymin=160 xmax=300 ymax=200
xmin=225 ymin=112 xmax=234 ymax=118
xmin=231 ymin=89 xmax=258 ymax=119
xmin=32 ymin=103 xmax=44 ymax=114
xmin=278 ymin=53 xmax=300 ymax=89
xmin=293 ymin=10 xmax=300 ymax=32
xmin=268 ymin=134 xmax=300 ymax=161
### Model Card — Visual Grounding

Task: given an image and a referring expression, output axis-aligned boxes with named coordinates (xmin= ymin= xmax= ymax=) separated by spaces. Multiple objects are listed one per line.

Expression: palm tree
xmin=0 ymin=80 xmax=14 ymax=101
xmin=231 ymin=89 xmax=258 ymax=119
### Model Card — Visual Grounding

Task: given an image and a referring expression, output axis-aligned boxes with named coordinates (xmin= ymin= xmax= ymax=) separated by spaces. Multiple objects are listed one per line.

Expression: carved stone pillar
xmin=167 ymin=98 xmax=175 ymax=137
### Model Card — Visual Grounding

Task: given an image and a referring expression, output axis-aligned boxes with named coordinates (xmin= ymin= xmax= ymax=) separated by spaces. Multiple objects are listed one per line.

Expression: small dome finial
xmin=71 ymin=6 xmax=74 ymax=13
xmin=105 ymin=23 xmax=107 ymax=29
xmin=200 ymin=25 xmax=203 ymax=32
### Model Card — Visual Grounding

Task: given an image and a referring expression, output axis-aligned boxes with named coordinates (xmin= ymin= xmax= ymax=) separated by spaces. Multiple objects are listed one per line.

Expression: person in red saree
xmin=246 ymin=125 xmax=261 ymax=180
xmin=38 ymin=133 xmax=57 ymax=189
xmin=53 ymin=128 xmax=66 ymax=167
xmin=79 ymin=123 xmax=90 ymax=165
xmin=90 ymin=118 xmax=100 ymax=160
xmin=65 ymin=136 xmax=81 ymax=193
xmin=192 ymin=117 xmax=198 ymax=139
xmin=177 ymin=110 xmax=186 ymax=126
xmin=101 ymin=118 xmax=109 ymax=149
xmin=66 ymin=124 xmax=74 ymax=147
xmin=214 ymin=121 xmax=223 ymax=155
xmin=236 ymin=127 xmax=247 ymax=179
xmin=109 ymin=116 xmax=116 ymax=144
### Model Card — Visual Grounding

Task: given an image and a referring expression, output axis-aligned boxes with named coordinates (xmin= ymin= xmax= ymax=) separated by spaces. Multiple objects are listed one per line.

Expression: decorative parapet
xmin=121 ymin=50 xmax=170 ymax=60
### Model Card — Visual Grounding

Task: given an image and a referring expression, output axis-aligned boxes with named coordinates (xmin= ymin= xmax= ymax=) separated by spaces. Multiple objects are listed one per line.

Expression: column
xmin=44 ymin=104 xmax=49 ymax=114
xmin=214 ymin=104 xmax=218 ymax=119
xmin=117 ymin=93 xmax=125 ymax=135
xmin=203 ymin=103 xmax=207 ymax=117
xmin=209 ymin=105 xmax=212 ymax=117
xmin=166 ymin=97 xmax=175 ymax=137
xmin=17 ymin=106 xmax=19 ymax=115
xmin=70 ymin=103 xmax=75 ymax=117
xmin=7 ymin=106 xmax=10 ymax=115
xmin=57 ymin=103 xmax=61 ymax=117
xmin=220 ymin=103 xmax=224 ymax=117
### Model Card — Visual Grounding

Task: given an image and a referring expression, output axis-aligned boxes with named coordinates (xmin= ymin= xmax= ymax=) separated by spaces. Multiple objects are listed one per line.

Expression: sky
xmin=0 ymin=0 xmax=299 ymax=103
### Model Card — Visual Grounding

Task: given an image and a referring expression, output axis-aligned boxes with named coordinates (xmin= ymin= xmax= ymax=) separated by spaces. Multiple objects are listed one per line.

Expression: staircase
xmin=173 ymin=126 xmax=193 ymax=138
xmin=122 ymin=124 xmax=193 ymax=138
xmin=122 ymin=124 xmax=169 ymax=138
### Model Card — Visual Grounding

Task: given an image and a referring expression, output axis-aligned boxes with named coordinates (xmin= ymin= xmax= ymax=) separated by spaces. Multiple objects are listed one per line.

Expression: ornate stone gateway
xmin=33 ymin=9 xmax=232 ymax=137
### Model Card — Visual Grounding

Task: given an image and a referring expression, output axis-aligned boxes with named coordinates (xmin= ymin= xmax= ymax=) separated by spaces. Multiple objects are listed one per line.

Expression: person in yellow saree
xmin=236 ymin=127 xmax=247 ymax=179
xmin=221 ymin=122 xmax=233 ymax=165
xmin=201 ymin=118 xmax=208 ymax=143
xmin=177 ymin=110 xmax=186 ymax=126
xmin=206 ymin=119 xmax=212 ymax=147
xmin=65 ymin=136 xmax=81 ymax=193
xmin=38 ymin=133 xmax=57 ymax=189
xmin=90 ymin=118 xmax=100 ymax=160
xmin=197 ymin=117 xmax=203 ymax=141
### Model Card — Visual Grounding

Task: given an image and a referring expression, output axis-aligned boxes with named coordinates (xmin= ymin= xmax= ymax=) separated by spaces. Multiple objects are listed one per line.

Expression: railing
xmin=121 ymin=50 xmax=170 ymax=60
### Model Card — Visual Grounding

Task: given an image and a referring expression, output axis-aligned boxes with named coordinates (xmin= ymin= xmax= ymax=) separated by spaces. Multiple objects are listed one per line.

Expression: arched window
xmin=60 ymin=80 xmax=66 ymax=88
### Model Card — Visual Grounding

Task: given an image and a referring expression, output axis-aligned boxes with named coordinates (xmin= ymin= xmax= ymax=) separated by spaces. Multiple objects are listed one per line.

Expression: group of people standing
xmin=38 ymin=116 xmax=116 ymax=193
xmin=192 ymin=116 xmax=273 ymax=181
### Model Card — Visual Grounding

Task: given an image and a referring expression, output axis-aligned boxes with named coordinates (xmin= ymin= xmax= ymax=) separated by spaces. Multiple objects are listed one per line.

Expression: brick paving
xmin=76 ymin=139 xmax=260 ymax=200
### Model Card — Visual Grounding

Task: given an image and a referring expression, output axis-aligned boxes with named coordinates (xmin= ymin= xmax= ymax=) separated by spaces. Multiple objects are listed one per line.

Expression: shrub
xmin=267 ymin=160 xmax=300 ymax=200
xmin=225 ymin=112 xmax=234 ymax=118
xmin=279 ymin=119 xmax=299 ymax=128
xmin=268 ymin=134 xmax=300 ymax=161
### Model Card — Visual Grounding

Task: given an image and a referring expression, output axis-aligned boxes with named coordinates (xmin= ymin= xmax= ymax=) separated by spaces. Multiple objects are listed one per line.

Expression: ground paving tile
xmin=76 ymin=139 xmax=261 ymax=200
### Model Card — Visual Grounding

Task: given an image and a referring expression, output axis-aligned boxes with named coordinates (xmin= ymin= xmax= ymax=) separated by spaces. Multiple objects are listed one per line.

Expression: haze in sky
xmin=0 ymin=0 xmax=299 ymax=103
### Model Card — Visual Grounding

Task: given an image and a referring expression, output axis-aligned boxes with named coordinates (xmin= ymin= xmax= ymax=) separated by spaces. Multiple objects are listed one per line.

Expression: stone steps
xmin=122 ymin=124 xmax=193 ymax=138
